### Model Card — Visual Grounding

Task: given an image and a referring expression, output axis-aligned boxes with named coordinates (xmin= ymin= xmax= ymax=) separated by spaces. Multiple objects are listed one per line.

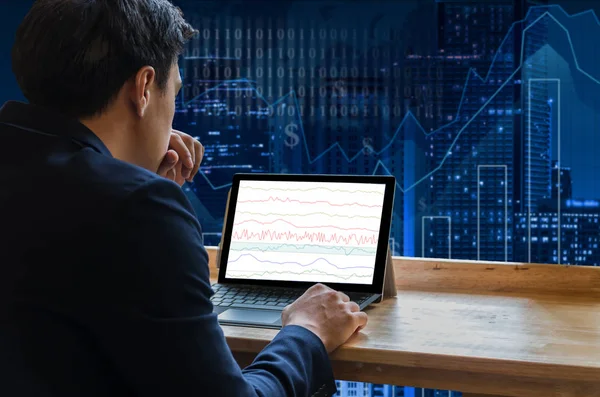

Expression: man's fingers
xmin=168 ymin=130 xmax=203 ymax=183
xmin=347 ymin=301 xmax=360 ymax=313
xmin=174 ymin=130 xmax=195 ymax=167
xmin=338 ymin=292 xmax=350 ymax=303
xmin=305 ymin=283 xmax=329 ymax=296
xmin=157 ymin=150 xmax=178 ymax=177
xmin=169 ymin=132 xmax=194 ymax=172
xmin=158 ymin=150 xmax=186 ymax=187
xmin=354 ymin=312 xmax=368 ymax=330
xmin=309 ymin=283 xmax=327 ymax=290
xmin=182 ymin=136 xmax=196 ymax=169
xmin=188 ymin=140 xmax=203 ymax=182
xmin=166 ymin=167 xmax=177 ymax=181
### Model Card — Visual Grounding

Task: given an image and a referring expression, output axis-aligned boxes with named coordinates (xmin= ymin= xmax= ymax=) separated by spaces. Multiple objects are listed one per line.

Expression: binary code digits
xmin=176 ymin=2 xmax=600 ymax=268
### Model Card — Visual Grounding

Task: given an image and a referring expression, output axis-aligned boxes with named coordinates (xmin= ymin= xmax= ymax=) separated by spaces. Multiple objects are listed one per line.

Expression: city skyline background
xmin=168 ymin=0 xmax=600 ymax=267
xmin=2 ymin=1 xmax=600 ymax=396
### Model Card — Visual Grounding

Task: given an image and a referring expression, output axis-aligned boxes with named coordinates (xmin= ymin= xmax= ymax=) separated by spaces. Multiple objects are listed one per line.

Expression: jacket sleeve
xmin=86 ymin=177 xmax=337 ymax=397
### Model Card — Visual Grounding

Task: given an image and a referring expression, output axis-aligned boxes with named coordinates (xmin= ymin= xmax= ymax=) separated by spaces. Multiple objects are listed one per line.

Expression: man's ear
xmin=131 ymin=66 xmax=156 ymax=118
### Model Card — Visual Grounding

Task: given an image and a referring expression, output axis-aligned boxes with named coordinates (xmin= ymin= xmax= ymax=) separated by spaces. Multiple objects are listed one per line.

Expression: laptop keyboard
xmin=211 ymin=284 xmax=373 ymax=311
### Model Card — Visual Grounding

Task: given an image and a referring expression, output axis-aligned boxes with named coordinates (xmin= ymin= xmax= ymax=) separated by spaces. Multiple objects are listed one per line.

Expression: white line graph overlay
xmin=180 ymin=6 xmax=600 ymax=194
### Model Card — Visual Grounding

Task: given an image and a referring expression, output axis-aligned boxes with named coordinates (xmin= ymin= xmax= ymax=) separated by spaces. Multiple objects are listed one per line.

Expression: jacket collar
xmin=0 ymin=101 xmax=113 ymax=157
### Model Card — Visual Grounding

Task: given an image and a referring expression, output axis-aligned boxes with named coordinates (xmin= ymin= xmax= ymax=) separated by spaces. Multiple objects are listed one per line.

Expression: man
xmin=0 ymin=1 xmax=368 ymax=396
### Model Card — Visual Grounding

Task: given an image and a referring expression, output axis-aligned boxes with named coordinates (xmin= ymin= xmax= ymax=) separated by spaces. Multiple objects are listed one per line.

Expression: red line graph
xmin=232 ymin=229 xmax=378 ymax=245
xmin=237 ymin=196 xmax=383 ymax=208
xmin=233 ymin=218 xmax=379 ymax=232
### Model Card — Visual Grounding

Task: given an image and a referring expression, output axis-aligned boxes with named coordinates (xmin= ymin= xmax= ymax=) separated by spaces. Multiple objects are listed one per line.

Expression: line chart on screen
xmin=224 ymin=180 xmax=385 ymax=284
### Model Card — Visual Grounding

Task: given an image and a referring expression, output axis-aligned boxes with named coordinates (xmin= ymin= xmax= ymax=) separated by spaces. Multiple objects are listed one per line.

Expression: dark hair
xmin=12 ymin=0 xmax=197 ymax=119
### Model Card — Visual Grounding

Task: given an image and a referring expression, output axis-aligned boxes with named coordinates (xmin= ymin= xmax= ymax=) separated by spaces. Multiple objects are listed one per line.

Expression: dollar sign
xmin=362 ymin=137 xmax=374 ymax=155
xmin=284 ymin=122 xmax=300 ymax=148
xmin=333 ymin=80 xmax=347 ymax=97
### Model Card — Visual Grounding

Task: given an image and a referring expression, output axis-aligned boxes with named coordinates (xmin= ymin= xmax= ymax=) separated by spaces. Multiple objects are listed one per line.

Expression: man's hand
xmin=282 ymin=283 xmax=368 ymax=353
xmin=158 ymin=129 xmax=204 ymax=186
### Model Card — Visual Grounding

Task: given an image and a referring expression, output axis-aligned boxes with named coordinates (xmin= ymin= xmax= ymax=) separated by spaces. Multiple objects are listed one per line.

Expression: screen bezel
xmin=217 ymin=173 xmax=396 ymax=294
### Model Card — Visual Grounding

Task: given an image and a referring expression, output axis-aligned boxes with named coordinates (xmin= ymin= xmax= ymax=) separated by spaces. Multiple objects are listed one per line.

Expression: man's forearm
xmin=242 ymin=325 xmax=337 ymax=396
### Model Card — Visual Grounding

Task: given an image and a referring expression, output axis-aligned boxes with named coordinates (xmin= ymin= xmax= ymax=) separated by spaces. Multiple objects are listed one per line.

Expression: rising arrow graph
xmin=178 ymin=5 xmax=600 ymax=193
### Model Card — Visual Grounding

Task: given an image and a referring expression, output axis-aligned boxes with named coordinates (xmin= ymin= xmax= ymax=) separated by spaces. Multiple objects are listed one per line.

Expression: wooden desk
xmin=207 ymin=248 xmax=600 ymax=397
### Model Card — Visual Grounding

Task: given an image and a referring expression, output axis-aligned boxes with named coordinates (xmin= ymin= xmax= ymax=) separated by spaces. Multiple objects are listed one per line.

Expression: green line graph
xmin=226 ymin=269 xmax=373 ymax=280
xmin=235 ymin=211 xmax=381 ymax=220
xmin=229 ymin=242 xmax=377 ymax=256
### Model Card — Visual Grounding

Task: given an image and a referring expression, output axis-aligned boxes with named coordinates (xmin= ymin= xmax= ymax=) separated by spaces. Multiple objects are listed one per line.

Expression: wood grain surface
xmin=205 ymin=247 xmax=600 ymax=396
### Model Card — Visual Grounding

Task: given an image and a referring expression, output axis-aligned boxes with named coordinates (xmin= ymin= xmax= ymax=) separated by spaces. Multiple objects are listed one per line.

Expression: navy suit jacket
xmin=0 ymin=101 xmax=337 ymax=397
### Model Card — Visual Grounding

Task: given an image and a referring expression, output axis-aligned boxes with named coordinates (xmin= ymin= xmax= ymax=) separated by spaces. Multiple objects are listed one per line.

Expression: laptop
xmin=211 ymin=173 xmax=396 ymax=329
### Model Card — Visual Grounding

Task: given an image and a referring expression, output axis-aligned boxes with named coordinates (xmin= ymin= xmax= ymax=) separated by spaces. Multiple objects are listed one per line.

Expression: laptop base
xmin=212 ymin=284 xmax=381 ymax=329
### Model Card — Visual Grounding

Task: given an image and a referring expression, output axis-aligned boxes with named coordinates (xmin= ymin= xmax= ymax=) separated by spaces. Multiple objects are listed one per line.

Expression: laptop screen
xmin=223 ymin=179 xmax=387 ymax=285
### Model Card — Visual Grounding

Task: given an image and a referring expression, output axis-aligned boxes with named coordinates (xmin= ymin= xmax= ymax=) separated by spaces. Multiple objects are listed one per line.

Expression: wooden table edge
xmin=207 ymin=247 xmax=600 ymax=396
xmin=224 ymin=332 xmax=600 ymax=383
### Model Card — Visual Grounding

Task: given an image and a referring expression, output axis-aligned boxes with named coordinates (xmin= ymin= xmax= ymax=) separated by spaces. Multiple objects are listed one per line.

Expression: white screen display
xmin=225 ymin=180 xmax=386 ymax=285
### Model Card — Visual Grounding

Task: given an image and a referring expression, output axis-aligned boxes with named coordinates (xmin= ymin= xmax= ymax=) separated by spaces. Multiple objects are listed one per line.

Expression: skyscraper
xmin=514 ymin=4 xmax=552 ymax=211
xmin=552 ymin=160 xmax=572 ymax=201
xmin=425 ymin=0 xmax=550 ymax=262
xmin=402 ymin=48 xmax=445 ymax=257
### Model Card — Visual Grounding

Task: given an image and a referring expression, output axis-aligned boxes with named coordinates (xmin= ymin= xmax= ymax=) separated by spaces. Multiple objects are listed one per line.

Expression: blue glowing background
xmin=168 ymin=0 xmax=600 ymax=267
xmin=3 ymin=1 xmax=600 ymax=395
